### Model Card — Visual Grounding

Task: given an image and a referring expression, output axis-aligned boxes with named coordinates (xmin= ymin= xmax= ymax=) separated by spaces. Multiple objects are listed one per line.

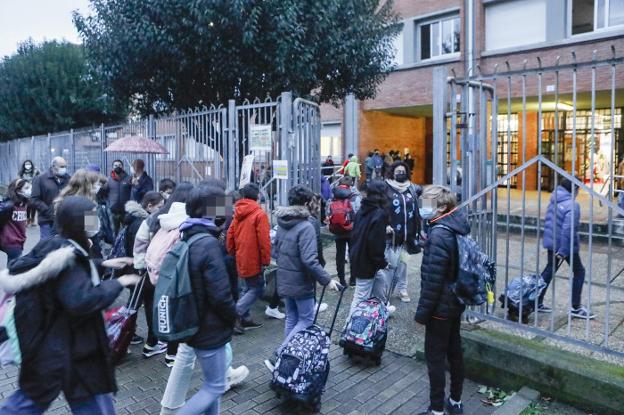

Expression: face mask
xmin=24 ymin=164 xmax=32 ymax=171
xmin=419 ymin=208 xmax=436 ymax=220
xmin=114 ymin=166 xmax=123 ymax=174
xmin=57 ymin=167 xmax=67 ymax=176
xmin=160 ymin=191 xmax=170 ymax=200
xmin=394 ymin=173 xmax=408 ymax=183
xmin=85 ymin=216 xmax=100 ymax=238
xmin=19 ymin=188 xmax=32 ymax=198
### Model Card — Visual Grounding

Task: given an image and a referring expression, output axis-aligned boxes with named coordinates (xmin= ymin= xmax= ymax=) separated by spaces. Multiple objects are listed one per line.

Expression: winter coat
xmin=344 ymin=156 xmax=361 ymax=179
xmin=20 ymin=169 xmax=40 ymax=183
xmin=226 ymin=199 xmax=271 ymax=278
xmin=543 ymin=185 xmax=580 ymax=257
xmin=384 ymin=181 xmax=422 ymax=252
xmin=0 ymin=237 xmax=123 ymax=408
xmin=107 ymin=171 xmax=132 ymax=214
xmin=273 ymin=205 xmax=331 ymax=299
xmin=0 ymin=197 xmax=27 ymax=250
xmin=349 ymin=199 xmax=389 ymax=279
xmin=327 ymin=185 xmax=362 ymax=239
xmin=131 ymin=172 xmax=154 ymax=203
xmin=415 ymin=209 xmax=469 ymax=324
xmin=31 ymin=170 xmax=70 ymax=224
xmin=145 ymin=202 xmax=188 ymax=285
xmin=183 ymin=224 xmax=237 ymax=350
xmin=122 ymin=201 xmax=149 ymax=258
xmin=321 ymin=176 xmax=331 ymax=200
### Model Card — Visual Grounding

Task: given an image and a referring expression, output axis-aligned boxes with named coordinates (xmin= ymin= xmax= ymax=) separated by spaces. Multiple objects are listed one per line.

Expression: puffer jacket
xmin=107 ymin=171 xmax=132 ymax=214
xmin=273 ymin=205 xmax=331 ymax=299
xmin=122 ymin=201 xmax=149 ymax=258
xmin=31 ymin=170 xmax=70 ymax=224
xmin=543 ymin=185 xmax=580 ymax=257
xmin=0 ymin=236 xmax=123 ymax=408
xmin=384 ymin=181 xmax=422 ymax=251
xmin=344 ymin=155 xmax=361 ymax=179
xmin=415 ymin=209 xmax=469 ymax=324
xmin=226 ymin=198 xmax=271 ymax=278
xmin=145 ymin=202 xmax=188 ymax=284
xmin=349 ymin=199 xmax=388 ymax=279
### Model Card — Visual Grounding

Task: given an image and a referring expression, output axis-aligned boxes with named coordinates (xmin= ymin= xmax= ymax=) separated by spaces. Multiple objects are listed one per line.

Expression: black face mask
xmin=394 ymin=173 xmax=408 ymax=183
xmin=114 ymin=167 xmax=123 ymax=174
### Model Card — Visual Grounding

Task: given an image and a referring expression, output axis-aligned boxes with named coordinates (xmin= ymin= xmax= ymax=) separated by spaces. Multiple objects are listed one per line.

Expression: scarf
xmin=179 ymin=217 xmax=216 ymax=232
xmin=386 ymin=179 xmax=411 ymax=193
xmin=67 ymin=239 xmax=100 ymax=286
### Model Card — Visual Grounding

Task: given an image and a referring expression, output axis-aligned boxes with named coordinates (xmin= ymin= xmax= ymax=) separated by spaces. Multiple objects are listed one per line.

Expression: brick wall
xmin=393 ymin=0 xmax=460 ymax=19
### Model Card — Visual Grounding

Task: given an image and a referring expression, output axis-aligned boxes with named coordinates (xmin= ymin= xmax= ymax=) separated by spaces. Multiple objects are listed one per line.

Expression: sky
xmin=0 ymin=0 xmax=91 ymax=58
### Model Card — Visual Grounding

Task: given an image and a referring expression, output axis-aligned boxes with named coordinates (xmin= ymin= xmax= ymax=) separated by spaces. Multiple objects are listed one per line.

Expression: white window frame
xmin=567 ymin=0 xmax=624 ymax=37
xmin=416 ymin=14 xmax=460 ymax=62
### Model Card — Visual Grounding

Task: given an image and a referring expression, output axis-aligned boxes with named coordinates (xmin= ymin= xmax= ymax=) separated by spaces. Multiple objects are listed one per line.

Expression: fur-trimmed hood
xmin=0 ymin=246 xmax=76 ymax=294
xmin=275 ymin=205 xmax=310 ymax=230
xmin=124 ymin=200 xmax=148 ymax=219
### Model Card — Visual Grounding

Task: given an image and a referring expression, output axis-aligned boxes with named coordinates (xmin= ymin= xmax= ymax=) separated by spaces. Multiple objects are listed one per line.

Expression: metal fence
xmin=0 ymin=92 xmax=321 ymax=208
xmin=434 ymin=47 xmax=624 ymax=359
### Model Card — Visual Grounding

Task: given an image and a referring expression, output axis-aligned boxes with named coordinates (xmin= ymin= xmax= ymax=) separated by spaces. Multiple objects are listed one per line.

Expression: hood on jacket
xmin=275 ymin=205 xmax=310 ymax=230
xmin=349 ymin=156 xmax=359 ymax=163
xmin=124 ymin=200 xmax=148 ymax=219
xmin=332 ymin=185 xmax=352 ymax=200
xmin=431 ymin=208 xmax=470 ymax=236
xmin=234 ymin=199 xmax=262 ymax=220
xmin=0 ymin=246 xmax=75 ymax=294
xmin=553 ymin=185 xmax=574 ymax=203
xmin=159 ymin=202 xmax=189 ymax=231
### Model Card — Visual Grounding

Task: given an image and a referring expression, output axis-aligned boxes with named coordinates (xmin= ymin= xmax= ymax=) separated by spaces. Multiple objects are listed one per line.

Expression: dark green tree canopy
xmin=74 ymin=0 xmax=401 ymax=114
xmin=0 ymin=40 xmax=128 ymax=141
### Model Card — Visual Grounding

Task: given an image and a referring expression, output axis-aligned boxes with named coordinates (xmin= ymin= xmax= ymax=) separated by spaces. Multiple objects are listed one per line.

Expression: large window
xmin=485 ymin=0 xmax=547 ymax=51
xmin=321 ymin=123 xmax=341 ymax=160
xmin=417 ymin=15 xmax=460 ymax=61
xmin=569 ymin=0 xmax=624 ymax=35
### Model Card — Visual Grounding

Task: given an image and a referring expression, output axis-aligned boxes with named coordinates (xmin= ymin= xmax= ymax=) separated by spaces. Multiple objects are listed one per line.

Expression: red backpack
xmin=328 ymin=198 xmax=354 ymax=234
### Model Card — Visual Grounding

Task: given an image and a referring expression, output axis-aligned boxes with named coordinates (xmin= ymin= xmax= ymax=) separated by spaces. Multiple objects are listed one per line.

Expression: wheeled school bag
xmin=270 ymin=285 xmax=345 ymax=413
xmin=339 ymin=297 xmax=388 ymax=366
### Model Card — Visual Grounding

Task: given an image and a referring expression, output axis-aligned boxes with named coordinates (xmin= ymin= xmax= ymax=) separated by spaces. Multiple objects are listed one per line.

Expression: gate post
xmin=227 ymin=99 xmax=237 ymax=191
xmin=432 ymin=67 xmax=448 ymax=185
xmin=344 ymin=93 xmax=359 ymax=159
xmin=279 ymin=92 xmax=293 ymax=207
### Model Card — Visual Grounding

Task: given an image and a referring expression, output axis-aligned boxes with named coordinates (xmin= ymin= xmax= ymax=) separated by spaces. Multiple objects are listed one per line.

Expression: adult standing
xmin=364 ymin=152 xmax=375 ymax=183
xmin=31 ymin=156 xmax=69 ymax=240
xmin=0 ymin=179 xmax=31 ymax=264
xmin=384 ymin=161 xmax=422 ymax=303
xmin=18 ymin=160 xmax=39 ymax=226
xmin=404 ymin=149 xmax=415 ymax=179
xmin=131 ymin=159 xmax=154 ymax=203
xmin=322 ymin=156 xmax=335 ymax=177
xmin=107 ymin=160 xmax=132 ymax=235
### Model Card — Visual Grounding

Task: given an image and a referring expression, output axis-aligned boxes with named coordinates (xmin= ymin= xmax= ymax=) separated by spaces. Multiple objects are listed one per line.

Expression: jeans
xmin=395 ymin=249 xmax=409 ymax=293
xmin=424 ymin=317 xmax=464 ymax=412
xmin=177 ymin=345 xmax=227 ymax=415
xmin=39 ymin=222 xmax=56 ymax=241
xmin=160 ymin=343 xmax=232 ymax=413
xmin=335 ymin=237 xmax=351 ymax=283
xmin=0 ymin=390 xmax=115 ymax=415
xmin=539 ymin=250 xmax=586 ymax=309
xmin=1 ymin=247 xmax=22 ymax=266
xmin=280 ymin=297 xmax=316 ymax=352
xmin=236 ymin=274 xmax=264 ymax=320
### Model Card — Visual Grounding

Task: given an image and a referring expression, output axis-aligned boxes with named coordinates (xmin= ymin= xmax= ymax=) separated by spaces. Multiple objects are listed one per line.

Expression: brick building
xmin=321 ymin=0 xmax=624 ymax=190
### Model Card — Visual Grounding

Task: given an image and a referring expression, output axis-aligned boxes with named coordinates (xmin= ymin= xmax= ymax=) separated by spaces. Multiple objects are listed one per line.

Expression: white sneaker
xmin=386 ymin=304 xmax=396 ymax=315
xmin=399 ymin=290 xmax=411 ymax=303
xmin=225 ymin=365 xmax=249 ymax=391
xmin=265 ymin=306 xmax=285 ymax=320
xmin=315 ymin=302 xmax=328 ymax=313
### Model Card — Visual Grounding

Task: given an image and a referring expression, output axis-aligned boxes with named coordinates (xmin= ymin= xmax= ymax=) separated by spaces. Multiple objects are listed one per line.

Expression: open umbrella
xmin=104 ymin=135 xmax=169 ymax=154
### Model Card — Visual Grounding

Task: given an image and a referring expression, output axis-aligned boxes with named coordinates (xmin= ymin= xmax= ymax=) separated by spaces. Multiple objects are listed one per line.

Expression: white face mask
xmin=24 ymin=164 xmax=32 ymax=170
xmin=57 ymin=167 xmax=67 ymax=176
xmin=85 ymin=217 xmax=101 ymax=238
xmin=19 ymin=186 xmax=32 ymax=198
xmin=419 ymin=208 xmax=436 ymax=220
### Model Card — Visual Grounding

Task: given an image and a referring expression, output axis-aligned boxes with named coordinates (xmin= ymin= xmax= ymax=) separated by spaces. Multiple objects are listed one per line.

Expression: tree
xmin=74 ymin=0 xmax=401 ymax=115
xmin=0 ymin=40 xmax=128 ymax=141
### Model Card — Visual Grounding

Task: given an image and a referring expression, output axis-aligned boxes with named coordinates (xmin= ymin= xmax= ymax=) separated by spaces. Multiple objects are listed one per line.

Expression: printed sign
xmin=249 ymin=124 xmax=272 ymax=152
xmin=273 ymin=160 xmax=288 ymax=180
xmin=239 ymin=154 xmax=255 ymax=187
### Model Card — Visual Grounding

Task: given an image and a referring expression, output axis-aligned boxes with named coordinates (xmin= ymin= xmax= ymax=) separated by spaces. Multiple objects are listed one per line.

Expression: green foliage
xmin=74 ymin=0 xmax=401 ymax=114
xmin=0 ymin=40 xmax=128 ymax=141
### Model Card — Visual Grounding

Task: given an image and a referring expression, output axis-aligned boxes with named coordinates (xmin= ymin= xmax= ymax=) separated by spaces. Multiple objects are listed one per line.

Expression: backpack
xmin=328 ymin=198 xmax=354 ymax=234
xmin=499 ymin=273 xmax=547 ymax=323
xmin=433 ymin=224 xmax=496 ymax=306
xmin=152 ymin=233 xmax=208 ymax=343
xmin=340 ymin=298 xmax=388 ymax=352
xmin=0 ymin=293 xmax=20 ymax=366
xmin=145 ymin=227 xmax=181 ymax=285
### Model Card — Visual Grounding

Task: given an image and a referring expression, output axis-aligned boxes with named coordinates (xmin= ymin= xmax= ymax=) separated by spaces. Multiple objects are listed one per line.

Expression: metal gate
xmin=435 ymin=47 xmax=624 ymax=359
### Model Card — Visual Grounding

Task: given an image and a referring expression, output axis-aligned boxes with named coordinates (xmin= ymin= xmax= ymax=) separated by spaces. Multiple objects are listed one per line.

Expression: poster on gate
xmin=249 ymin=124 xmax=272 ymax=152
xmin=239 ymin=154 xmax=255 ymax=188
xmin=273 ymin=160 xmax=288 ymax=180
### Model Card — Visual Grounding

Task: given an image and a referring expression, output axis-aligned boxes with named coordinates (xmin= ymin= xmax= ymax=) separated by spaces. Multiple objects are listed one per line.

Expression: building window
xmin=569 ymin=0 xmax=624 ymax=35
xmin=417 ymin=15 xmax=460 ymax=61
xmin=321 ymin=123 xmax=342 ymax=161
xmin=485 ymin=0 xmax=547 ymax=51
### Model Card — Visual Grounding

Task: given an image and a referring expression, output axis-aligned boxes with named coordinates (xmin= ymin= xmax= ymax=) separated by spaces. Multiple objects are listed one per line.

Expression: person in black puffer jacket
xmin=415 ymin=185 xmax=468 ymax=415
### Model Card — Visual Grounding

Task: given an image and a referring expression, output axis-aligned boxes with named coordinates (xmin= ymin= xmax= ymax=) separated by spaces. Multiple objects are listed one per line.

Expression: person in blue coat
xmin=538 ymin=178 xmax=594 ymax=319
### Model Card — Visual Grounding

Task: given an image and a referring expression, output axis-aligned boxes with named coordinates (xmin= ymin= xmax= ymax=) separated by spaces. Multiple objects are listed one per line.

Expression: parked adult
xmin=130 ymin=159 xmax=154 ymax=203
xmin=107 ymin=160 xmax=132 ymax=235
xmin=31 ymin=156 xmax=70 ymax=240
xmin=0 ymin=179 xmax=31 ymax=264
xmin=18 ymin=160 xmax=39 ymax=226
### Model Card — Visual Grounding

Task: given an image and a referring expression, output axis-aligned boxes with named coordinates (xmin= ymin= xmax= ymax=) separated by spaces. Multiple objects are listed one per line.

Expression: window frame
xmin=415 ymin=14 xmax=460 ymax=62
xmin=567 ymin=0 xmax=624 ymax=37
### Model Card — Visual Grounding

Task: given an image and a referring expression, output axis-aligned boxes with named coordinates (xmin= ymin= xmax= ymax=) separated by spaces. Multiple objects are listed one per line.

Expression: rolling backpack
xmin=152 ymin=233 xmax=208 ymax=343
xmin=328 ymin=198 xmax=354 ymax=235
xmin=271 ymin=285 xmax=346 ymax=412
xmin=339 ymin=298 xmax=388 ymax=365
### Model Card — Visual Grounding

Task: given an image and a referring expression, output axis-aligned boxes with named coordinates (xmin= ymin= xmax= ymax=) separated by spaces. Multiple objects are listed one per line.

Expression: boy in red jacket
xmin=227 ymin=183 xmax=271 ymax=334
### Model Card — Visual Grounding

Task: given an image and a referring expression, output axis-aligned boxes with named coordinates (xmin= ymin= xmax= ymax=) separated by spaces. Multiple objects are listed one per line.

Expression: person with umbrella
xmin=131 ymin=159 xmax=154 ymax=203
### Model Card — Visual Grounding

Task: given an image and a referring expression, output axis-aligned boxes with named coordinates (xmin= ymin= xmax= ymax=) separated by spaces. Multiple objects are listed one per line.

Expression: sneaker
xmin=130 ymin=335 xmax=144 ymax=345
xmin=399 ymin=290 xmax=411 ymax=303
xmin=165 ymin=354 xmax=176 ymax=368
xmin=225 ymin=365 xmax=249 ymax=392
xmin=417 ymin=410 xmax=444 ymax=415
xmin=570 ymin=307 xmax=596 ymax=320
xmin=315 ymin=302 xmax=328 ymax=313
xmin=349 ymin=280 xmax=356 ymax=287
xmin=241 ymin=319 xmax=263 ymax=330
xmin=264 ymin=353 xmax=278 ymax=372
xmin=445 ymin=397 xmax=464 ymax=415
xmin=386 ymin=304 xmax=396 ymax=315
xmin=537 ymin=304 xmax=553 ymax=313
xmin=265 ymin=306 xmax=285 ymax=320
xmin=142 ymin=341 xmax=167 ymax=358
xmin=233 ymin=318 xmax=245 ymax=335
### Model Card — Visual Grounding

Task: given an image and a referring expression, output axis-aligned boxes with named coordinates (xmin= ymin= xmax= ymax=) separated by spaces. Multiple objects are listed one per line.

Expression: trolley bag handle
xmin=127 ymin=272 xmax=147 ymax=311
xmin=313 ymin=283 xmax=347 ymax=338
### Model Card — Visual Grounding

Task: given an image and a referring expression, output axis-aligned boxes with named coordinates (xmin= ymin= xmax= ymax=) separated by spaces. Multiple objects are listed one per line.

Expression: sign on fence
xmin=273 ymin=160 xmax=288 ymax=180
xmin=239 ymin=154 xmax=255 ymax=188
xmin=249 ymin=124 xmax=272 ymax=152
